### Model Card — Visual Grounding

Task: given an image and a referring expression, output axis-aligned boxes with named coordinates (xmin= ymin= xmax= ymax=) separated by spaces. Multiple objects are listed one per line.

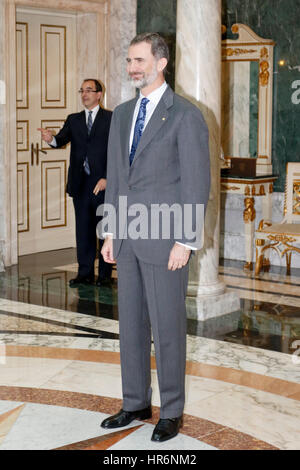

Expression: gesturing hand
xmin=37 ymin=127 xmax=53 ymax=144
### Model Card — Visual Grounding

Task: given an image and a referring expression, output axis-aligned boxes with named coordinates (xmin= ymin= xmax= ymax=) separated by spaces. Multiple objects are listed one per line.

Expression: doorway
xmin=2 ymin=0 xmax=108 ymax=267
xmin=16 ymin=7 xmax=77 ymax=256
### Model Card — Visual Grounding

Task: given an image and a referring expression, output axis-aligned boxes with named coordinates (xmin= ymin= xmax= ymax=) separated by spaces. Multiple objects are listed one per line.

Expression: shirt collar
xmin=139 ymin=81 xmax=168 ymax=106
xmin=85 ymin=104 xmax=100 ymax=115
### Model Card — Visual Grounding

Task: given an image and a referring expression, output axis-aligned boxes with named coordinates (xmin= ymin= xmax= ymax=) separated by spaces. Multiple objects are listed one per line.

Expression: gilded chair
xmin=255 ymin=162 xmax=300 ymax=275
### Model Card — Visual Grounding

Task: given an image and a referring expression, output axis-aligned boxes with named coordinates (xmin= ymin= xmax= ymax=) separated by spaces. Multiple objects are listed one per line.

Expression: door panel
xmin=17 ymin=163 xmax=29 ymax=233
xmin=16 ymin=9 xmax=76 ymax=256
xmin=41 ymin=160 xmax=66 ymax=229
xmin=41 ymin=24 xmax=66 ymax=108
xmin=16 ymin=22 xmax=28 ymax=109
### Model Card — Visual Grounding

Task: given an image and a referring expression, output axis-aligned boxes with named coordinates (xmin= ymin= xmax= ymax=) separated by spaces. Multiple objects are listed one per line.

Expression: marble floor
xmin=0 ymin=249 xmax=299 ymax=450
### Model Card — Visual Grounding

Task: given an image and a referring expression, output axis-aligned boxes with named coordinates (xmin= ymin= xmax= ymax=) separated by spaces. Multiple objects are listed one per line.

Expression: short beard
xmin=129 ymin=76 xmax=147 ymax=89
xmin=129 ymin=66 xmax=158 ymax=90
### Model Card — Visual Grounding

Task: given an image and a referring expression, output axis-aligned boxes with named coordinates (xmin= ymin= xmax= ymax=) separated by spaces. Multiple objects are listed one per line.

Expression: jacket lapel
xmin=120 ymin=97 xmax=138 ymax=173
xmin=131 ymin=86 xmax=174 ymax=167
xmin=79 ymin=111 xmax=88 ymax=137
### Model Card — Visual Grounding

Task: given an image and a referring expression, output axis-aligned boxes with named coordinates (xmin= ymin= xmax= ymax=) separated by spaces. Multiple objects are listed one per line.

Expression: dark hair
xmin=130 ymin=32 xmax=170 ymax=63
xmin=83 ymin=78 xmax=102 ymax=93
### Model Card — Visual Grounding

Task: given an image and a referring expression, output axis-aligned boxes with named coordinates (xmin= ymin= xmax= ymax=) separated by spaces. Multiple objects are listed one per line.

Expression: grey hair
xmin=130 ymin=32 xmax=170 ymax=63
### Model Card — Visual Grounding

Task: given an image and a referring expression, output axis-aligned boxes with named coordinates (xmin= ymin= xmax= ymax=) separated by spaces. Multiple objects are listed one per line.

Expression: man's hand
xmin=101 ymin=236 xmax=115 ymax=263
xmin=37 ymin=128 xmax=54 ymax=144
xmin=168 ymin=243 xmax=191 ymax=271
xmin=93 ymin=178 xmax=106 ymax=195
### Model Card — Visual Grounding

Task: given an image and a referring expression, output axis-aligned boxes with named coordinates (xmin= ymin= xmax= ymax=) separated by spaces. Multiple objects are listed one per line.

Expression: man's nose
xmin=127 ymin=61 xmax=137 ymax=73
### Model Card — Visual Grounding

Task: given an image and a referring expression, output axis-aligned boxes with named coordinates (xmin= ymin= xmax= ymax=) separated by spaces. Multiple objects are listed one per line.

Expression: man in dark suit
xmin=38 ymin=79 xmax=112 ymax=287
xmin=100 ymin=34 xmax=210 ymax=442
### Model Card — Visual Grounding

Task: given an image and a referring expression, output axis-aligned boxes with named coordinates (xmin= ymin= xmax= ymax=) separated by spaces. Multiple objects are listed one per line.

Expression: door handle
xmin=36 ymin=143 xmax=39 ymax=166
xmin=35 ymin=143 xmax=47 ymax=165
xmin=31 ymin=143 xmax=34 ymax=166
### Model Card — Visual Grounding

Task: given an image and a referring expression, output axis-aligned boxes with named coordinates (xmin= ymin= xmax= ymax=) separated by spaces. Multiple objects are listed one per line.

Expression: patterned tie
xmin=83 ymin=111 xmax=93 ymax=175
xmin=129 ymin=97 xmax=149 ymax=166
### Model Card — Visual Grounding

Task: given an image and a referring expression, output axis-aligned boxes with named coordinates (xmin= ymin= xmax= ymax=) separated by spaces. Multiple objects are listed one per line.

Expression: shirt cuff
xmin=102 ymin=232 xmax=113 ymax=239
xmin=49 ymin=136 xmax=57 ymax=147
xmin=176 ymin=241 xmax=197 ymax=251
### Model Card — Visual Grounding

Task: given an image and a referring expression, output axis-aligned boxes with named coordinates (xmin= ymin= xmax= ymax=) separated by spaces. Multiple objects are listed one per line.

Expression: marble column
xmin=176 ymin=0 xmax=240 ymax=320
xmin=0 ymin=0 xmax=14 ymax=272
xmin=107 ymin=0 xmax=137 ymax=109
xmin=0 ymin=0 xmax=5 ymax=271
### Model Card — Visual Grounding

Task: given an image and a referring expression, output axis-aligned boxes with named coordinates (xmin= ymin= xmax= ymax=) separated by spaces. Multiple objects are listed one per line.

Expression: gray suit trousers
xmin=116 ymin=239 xmax=189 ymax=419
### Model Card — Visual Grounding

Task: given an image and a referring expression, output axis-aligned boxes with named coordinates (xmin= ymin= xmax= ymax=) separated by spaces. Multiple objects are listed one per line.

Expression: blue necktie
xmin=129 ymin=97 xmax=149 ymax=166
xmin=84 ymin=111 xmax=93 ymax=175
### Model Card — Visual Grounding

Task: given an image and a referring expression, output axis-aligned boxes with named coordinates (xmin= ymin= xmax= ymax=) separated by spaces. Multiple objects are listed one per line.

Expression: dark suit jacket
xmin=53 ymin=107 xmax=112 ymax=197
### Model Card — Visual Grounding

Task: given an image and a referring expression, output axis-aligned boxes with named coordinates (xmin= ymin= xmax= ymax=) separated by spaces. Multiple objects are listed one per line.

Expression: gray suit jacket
xmin=103 ymin=85 xmax=210 ymax=265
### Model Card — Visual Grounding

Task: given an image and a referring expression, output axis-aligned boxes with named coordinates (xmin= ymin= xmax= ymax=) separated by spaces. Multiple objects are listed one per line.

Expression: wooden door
xmin=16 ymin=8 xmax=77 ymax=255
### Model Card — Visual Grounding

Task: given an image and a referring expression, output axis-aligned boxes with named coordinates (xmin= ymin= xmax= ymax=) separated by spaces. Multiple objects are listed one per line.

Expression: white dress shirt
xmin=49 ymin=105 xmax=100 ymax=147
xmin=129 ymin=81 xmax=168 ymax=153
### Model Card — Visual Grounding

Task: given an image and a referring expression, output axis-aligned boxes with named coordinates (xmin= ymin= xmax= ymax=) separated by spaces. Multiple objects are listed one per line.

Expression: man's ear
xmin=157 ymin=57 xmax=168 ymax=73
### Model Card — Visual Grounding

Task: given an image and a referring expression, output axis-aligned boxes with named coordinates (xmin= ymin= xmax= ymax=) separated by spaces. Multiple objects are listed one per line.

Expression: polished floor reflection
xmin=0 ymin=249 xmax=299 ymax=450
xmin=0 ymin=249 xmax=299 ymax=355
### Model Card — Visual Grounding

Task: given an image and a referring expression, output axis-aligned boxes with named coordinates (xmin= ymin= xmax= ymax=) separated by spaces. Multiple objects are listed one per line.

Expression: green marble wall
xmin=137 ymin=0 xmax=300 ymax=191
xmin=249 ymin=62 xmax=259 ymax=158
xmin=223 ymin=0 xmax=300 ymax=191
xmin=137 ymin=0 xmax=177 ymax=90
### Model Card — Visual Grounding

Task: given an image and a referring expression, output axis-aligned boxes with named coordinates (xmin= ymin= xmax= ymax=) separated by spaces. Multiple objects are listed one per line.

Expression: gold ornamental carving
xmin=223 ymin=47 xmax=257 ymax=57
xmin=259 ymin=185 xmax=266 ymax=196
xmin=293 ymin=181 xmax=300 ymax=214
xmin=244 ymin=197 xmax=256 ymax=223
xmin=269 ymin=183 xmax=273 ymax=194
xmin=244 ymin=185 xmax=251 ymax=196
xmin=244 ymin=261 xmax=253 ymax=270
xmin=256 ymin=232 xmax=300 ymax=275
xmin=221 ymin=184 xmax=240 ymax=191
xmin=257 ymin=219 xmax=272 ymax=231
xmin=267 ymin=234 xmax=296 ymax=243
xmin=260 ymin=47 xmax=269 ymax=58
xmin=252 ymin=186 xmax=256 ymax=196
xmin=259 ymin=60 xmax=269 ymax=86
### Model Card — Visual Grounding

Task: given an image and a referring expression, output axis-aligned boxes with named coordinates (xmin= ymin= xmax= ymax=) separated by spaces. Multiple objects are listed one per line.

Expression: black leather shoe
xmin=69 ymin=276 xmax=94 ymax=287
xmin=151 ymin=417 xmax=183 ymax=442
xmin=101 ymin=406 xmax=152 ymax=429
xmin=95 ymin=277 xmax=112 ymax=287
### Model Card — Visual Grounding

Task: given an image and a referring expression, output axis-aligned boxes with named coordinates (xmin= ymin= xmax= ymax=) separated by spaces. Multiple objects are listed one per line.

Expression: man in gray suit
xmin=100 ymin=33 xmax=210 ymax=442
